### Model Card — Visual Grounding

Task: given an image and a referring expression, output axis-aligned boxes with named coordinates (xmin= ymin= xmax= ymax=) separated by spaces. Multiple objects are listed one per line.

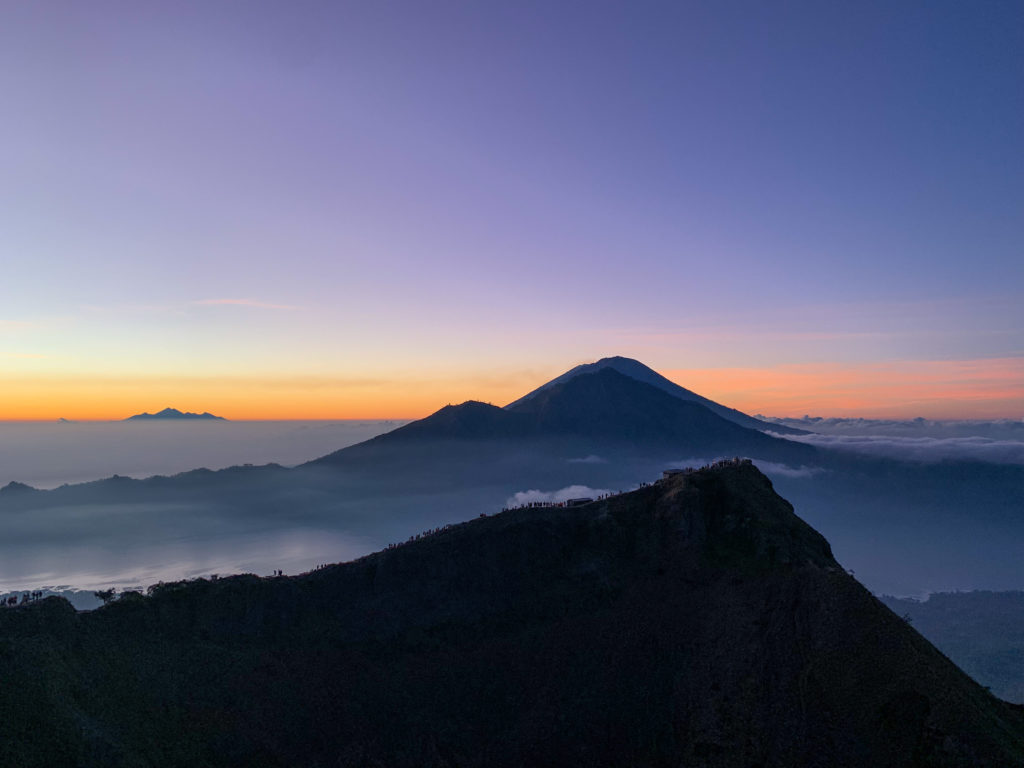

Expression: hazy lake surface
xmin=0 ymin=420 xmax=407 ymax=488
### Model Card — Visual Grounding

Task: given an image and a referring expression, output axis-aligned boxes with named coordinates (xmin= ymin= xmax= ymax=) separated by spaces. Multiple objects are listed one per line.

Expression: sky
xmin=1 ymin=1 xmax=1021 ymax=420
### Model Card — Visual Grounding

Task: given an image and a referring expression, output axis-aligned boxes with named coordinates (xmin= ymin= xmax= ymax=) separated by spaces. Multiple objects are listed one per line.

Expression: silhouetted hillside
xmin=311 ymin=368 xmax=815 ymax=465
xmin=0 ymin=481 xmax=37 ymax=495
xmin=506 ymin=356 xmax=806 ymax=434
xmin=125 ymin=408 xmax=226 ymax=421
xmin=0 ymin=462 xmax=1020 ymax=767
xmin=370 ymin=399 xmax=530 ymax=440
xmin=508 ymin=367 xmax=804 ymax=449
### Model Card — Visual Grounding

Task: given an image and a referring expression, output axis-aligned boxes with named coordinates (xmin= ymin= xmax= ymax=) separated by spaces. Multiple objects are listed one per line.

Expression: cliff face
xmin=1 ymin=462 xmax=1021 ymax=767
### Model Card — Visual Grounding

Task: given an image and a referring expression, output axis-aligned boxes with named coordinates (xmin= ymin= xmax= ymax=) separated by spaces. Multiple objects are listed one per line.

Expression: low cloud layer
xmin=752 ymin=461 xmax=828 ymax=479
xmin=771 ymin=431 xmax=1024 ymax=465
xmin=761 ymin=415 xmax=1024 ymax=440
xmin=567 ymin=455 xmax=607 ymax=464
xmin=667 ymin=457 xmax=826 ymax=480
xmin=506 ymin=485 xmax=612 ymax=508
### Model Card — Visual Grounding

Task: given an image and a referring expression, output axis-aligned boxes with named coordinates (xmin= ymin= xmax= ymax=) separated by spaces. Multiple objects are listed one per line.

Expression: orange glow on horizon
xmin=0 ymin=374 xmax=529 ymax=421
xmin=1 ymin=357 xmax=1021 ymax=421
xmin=661 ymin=358 xmax=1024 ymax=420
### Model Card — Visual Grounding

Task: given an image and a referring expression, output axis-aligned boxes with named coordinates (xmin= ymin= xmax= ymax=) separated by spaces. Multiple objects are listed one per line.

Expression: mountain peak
xmin=311 ymin=367 xmax=815 ymax=467
xmin=506 ymin=356 xmax=805 ymax=434
xmin=506 ymin=367 xmax=815 ymax=459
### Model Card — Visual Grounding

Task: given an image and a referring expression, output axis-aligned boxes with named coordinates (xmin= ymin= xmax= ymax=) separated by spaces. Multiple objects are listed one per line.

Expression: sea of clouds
xmin=761 ymin=415 xmax=1024 ymax=439
xmin=0 ymin=419 xmax=407 ymax=489
xmin=756 ymin=416 xmax=1024 ymax=465
xmin=767 ymin=431 xmax=1024 ymax=465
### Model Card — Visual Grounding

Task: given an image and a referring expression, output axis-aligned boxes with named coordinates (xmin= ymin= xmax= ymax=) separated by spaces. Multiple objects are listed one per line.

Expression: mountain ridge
xmin=0 ymin=461 xmax=1019 ymax=766
xmin=309 ymin=368 xmax=816 ymax=466
xmin=506 ymin=356 xmax=807 ymax=435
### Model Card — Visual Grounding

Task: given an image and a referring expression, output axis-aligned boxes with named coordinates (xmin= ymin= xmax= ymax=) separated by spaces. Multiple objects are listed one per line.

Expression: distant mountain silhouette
xmin=0 ymin=462 xmax=1019 ymax=766
xmin=507 ymin=355 xmax=807 ymax=434
xmin=0 ymin=481 xmax=37 ymax=495
xmin=312 ymin=368 xmax=815 ymax=464
xmin=125 ymin=407 xmax=226 ymax=421
xmin=372 ymin=399 xmax=530 ymax=441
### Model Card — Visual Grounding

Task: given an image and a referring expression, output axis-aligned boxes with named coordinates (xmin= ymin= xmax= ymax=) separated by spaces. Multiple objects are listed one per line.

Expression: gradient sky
xmin=1 ymin=1 xmax=1021 ymax=419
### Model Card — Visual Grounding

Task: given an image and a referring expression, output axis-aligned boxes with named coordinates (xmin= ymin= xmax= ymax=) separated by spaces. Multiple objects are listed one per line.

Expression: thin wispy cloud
xmin=567 ymin=455 xmax=607 ymax=464
xmin=505 ymin=485 xmax=611 ymax=508
xmin=82 ymin=303 xmax=175 ymax=313
xmin=0 ymin=320 xmax=35 ymax=332
xmin=192 ymin=299 xmax=297 ymax=310
xmin=79 ymin=299 xmax=298 ymax=315
xmin=751 ymin=460 xmax=828 ymax=479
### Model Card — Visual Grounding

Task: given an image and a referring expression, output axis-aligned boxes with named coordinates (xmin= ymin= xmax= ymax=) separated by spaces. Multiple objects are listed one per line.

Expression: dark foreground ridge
xmin=1 ymin=462 xmax=1021 ymax=767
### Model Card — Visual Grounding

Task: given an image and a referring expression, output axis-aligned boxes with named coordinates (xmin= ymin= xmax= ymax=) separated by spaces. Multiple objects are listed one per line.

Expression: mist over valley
xmin=0 ymin=419 xmax=406 ymax=489
xmin=2 ymin=360 xmax=1021 ymax=608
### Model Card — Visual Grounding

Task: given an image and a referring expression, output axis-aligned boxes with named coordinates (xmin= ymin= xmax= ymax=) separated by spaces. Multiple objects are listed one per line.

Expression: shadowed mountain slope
xmin=359 ymin=398 xmax=530 ymax=441
xmin=0 ymin=462 xmax=1020 ymax=767
xmin=506 ymin=355 xmax=806 ymax=434
xmin=310 ymin=368 xmax=815 ymax=466
xmin=507 ymin=366 xmax=799 ymax=447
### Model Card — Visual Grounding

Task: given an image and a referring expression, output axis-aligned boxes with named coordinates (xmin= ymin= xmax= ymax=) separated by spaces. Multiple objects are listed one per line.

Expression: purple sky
xmin=1 ymin=1 xmax=1021 ymax=418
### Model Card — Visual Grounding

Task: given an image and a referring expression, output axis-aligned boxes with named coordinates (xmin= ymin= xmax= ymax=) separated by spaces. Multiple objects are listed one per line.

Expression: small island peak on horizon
xmin=125 ymin=407 xmax=227 ymax=422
